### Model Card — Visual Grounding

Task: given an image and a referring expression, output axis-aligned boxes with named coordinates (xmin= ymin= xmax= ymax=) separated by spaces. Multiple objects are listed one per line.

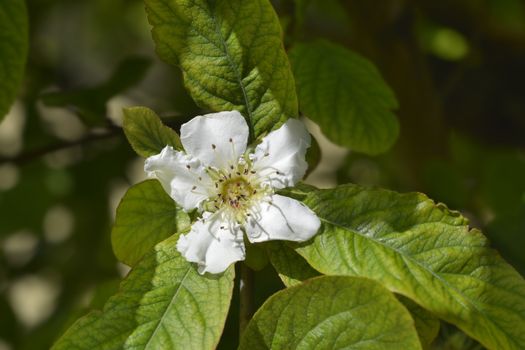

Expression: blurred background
xmin=0 ymin=0 xmax=524 ymax=349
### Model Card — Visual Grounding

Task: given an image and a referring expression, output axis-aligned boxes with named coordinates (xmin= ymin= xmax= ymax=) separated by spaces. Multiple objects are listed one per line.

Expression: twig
xmin=239 ymin=263 xmax=254 ymax=339
xmin=0 ymin=127 xmax=122 ymax=166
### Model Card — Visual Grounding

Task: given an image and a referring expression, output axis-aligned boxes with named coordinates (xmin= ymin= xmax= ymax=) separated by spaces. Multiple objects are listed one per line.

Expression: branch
xmin=0 ymin=127 xmax=123 ymax=166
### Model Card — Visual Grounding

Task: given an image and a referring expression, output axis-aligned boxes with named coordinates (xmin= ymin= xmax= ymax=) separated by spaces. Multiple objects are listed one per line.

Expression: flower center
xmin=221 ymin=177 xmax=254 ymax=209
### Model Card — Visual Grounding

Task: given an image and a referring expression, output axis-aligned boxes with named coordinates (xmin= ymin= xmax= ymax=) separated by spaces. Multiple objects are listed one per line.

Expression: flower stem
xmin=239 ymin=263 xmax=254 ymax=339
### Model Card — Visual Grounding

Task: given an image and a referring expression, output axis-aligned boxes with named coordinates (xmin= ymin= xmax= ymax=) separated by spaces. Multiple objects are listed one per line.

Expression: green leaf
xmin=265 ymin=241 xmax=319 ymax=287
xmin=123 ymin=107 xmax=183 ymax=157
xmin=53 ymin=235 xmax=234 ymax=350
xmin=41 ymin=56 xmax=151 ymax=125
xmin=289 ymin=40 xmax=399 ymax=155
xmin=239 ymin=276 xmax=422 ymax=350
xmin=144 ymin=0 xmax=298 ymax=139
xmin=398 ymin=295 xmax=440 ymax=349
xmin=0 ymin=0 xmax=28 ymax=121
xmin=293 ymin=184 xmax=525 ymax=350
xmin=112 ymin=180 xmax=189 ymax=267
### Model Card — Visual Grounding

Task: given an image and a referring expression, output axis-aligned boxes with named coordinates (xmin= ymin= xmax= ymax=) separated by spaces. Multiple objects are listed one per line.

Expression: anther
xmin=236 ymin=172 xmax=241 ymax=176
xmin=264 ymin=152 xmax=269 ymax=157
xmin=244 ymin=169 xmax=249 ymax=174
xmin=230 ymin=165 xmax=234 ymax=170
xmin=198 ymin=176 xmax=202 ymax=181
xmin=215 ymin=183 xmax=218 ymax=188
xmin=212 ymin=144 xmax=216 ymax=149
xmin=229 ymin=138 xmax=233 ymax=142
xmin=250 ymin=170 xmax=256 ymax=174
xmin=191 ymin=186 xmax=197 ymax=190
xmin=186 ymin=165 xmax=191 ymax=170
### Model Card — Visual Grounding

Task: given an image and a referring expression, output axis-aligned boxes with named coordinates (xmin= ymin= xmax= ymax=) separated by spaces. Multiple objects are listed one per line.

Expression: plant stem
xmin=239 ymin=263 xmax=254 ymax=339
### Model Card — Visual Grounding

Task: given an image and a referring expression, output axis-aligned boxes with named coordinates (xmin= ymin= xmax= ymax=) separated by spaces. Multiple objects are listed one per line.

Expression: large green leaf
xmin=112 ymin=180 xmax=189 ymax=267
xmin=292 ymin=184 xmax=525 ymax=350
xmin=239 ymin=276 xmax=422 ymax=350
xmin=0 ymin=0 xmax=28 ymax=121
xmin=53 ymin=235 xmax=234 ymax=350
xmin=289 ymin=40 xmax=399 ymax=155
xmin=144 ymin=0 xmax=298 ymax=139
xmin=123 ymin=107 xmax=183 ymax=158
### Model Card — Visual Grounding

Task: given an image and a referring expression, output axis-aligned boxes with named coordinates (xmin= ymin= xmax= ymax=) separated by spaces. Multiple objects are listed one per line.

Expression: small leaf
xmin=289 ymin=40 xmax=399 ymax=155
xmin=398 ymin=295 xmax=440 ymax=349
xmin=144 ymin=0 xmax=298 ymax=139
xmin=265 ymin=241 xmax=319 ymax=287
xmin=112 ymin=180 xmax=189 ymax=266
xmin=122 ymin=107 xmax=183 ymax=157
xmin=41 ymin=56 xmax=151 ymax=126
xmin=293 ymin=184 xmax=525 ymax=350
xmin=239 ymin=276 xmax=422 ymax=350
xmin=53 ymin=235 xmax=234 ymax=350
xmin=0 ymin=0 xmax=29 ymax=121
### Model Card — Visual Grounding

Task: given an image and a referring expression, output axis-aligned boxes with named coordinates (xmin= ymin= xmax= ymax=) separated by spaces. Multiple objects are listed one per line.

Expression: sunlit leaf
xmin=239 ymin=276 xmax=422 ymax=349
xmin=144 ymin=0 xmax=298 ymax=139
xmin=122 ymin=107 xmax=183 ymax=158
xmin=53 ymin=235 xmax=234 ymax=350
xmin=0 ymin=0 xmax=28 ymax=121
xmin=293 ymin=184 xmax=525 ymax=350
xmin=289 ymin=40 xmax=399 ymax=155
xmin=112 ymin=179 xmax=189 ymax=267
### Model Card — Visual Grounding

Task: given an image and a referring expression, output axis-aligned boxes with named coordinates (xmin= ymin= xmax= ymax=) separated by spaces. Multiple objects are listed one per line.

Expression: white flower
xmin=144 ymin=111 xmax=320 ymax=274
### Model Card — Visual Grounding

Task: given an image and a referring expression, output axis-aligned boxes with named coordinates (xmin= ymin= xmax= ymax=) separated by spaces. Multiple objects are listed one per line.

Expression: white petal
xmin=177 ymin=212 xmax=245 ymax=274
xmin=251 ymin=119 xmax=311 ymax=189
xmin=180 ymin=111 xmax=249 ymax=169
xmin=144 ymin=146 xmax=215 ymax=211
xmin=245 ymin=194 xmax=320 ymax=243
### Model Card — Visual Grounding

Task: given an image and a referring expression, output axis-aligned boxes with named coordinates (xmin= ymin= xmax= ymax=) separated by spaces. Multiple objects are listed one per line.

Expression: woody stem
xmin=239 ymin=263 xmax=254 ymax=339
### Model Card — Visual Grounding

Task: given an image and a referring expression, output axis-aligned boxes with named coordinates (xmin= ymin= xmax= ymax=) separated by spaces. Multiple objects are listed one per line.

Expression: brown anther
xmin=236 ymin=172 xmax=241 ymax=176
xmin=230 ymin=165 xmax=234 ymax=170
xmin=198 ymin=176 xmax=202 ymax=181
xmin=250 ymin=170 xmax=256 ymax=174
xmin=253 ymin=190 xmax=257 ymax=194
xmin=264 ymin=152 xmax=269 ymax=157
xmin=212 ymin=144 xmax=216 ymax=149
xmin=215 ymin=183 xmax=218 ymax=188
xmin=244 ymin=169 xmax=249 ymax=174
xmin=229 ymin=138 xmax=233 ymax=142
xmin=186 ymin=165 xmax=191 ymax=170
xmin=220 ymin=226 xmax=224 ymax=229
xmin=191 ymin=186 xmax=197 ymax=190
xmin=246 ymin=213 xmax=251 ymax=216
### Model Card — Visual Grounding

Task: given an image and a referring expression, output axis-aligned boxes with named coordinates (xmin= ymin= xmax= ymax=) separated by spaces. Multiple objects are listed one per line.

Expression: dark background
xmin=0 ymin=0 xmax=524 ymax=349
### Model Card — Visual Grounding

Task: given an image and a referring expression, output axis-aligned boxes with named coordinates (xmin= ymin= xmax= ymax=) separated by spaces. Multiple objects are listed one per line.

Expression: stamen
xmin=186 ymin=165 xmax=191 ymax=170
xmin=191 ymin=186 xmax=197 ymax=190
xmin=211 ymin=144 xmax=216 ymax=149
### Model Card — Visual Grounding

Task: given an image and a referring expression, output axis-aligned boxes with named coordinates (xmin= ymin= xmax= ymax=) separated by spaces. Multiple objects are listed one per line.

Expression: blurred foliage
xmin=1 ymin=0 xmax=524 ymax=349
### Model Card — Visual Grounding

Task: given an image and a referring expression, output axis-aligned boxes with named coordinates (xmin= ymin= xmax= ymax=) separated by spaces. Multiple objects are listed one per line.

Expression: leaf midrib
xmin=142 ymin=267 xmax=192 ymax=350
xmin=208 ymin=2 xmax=254 ymax=141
